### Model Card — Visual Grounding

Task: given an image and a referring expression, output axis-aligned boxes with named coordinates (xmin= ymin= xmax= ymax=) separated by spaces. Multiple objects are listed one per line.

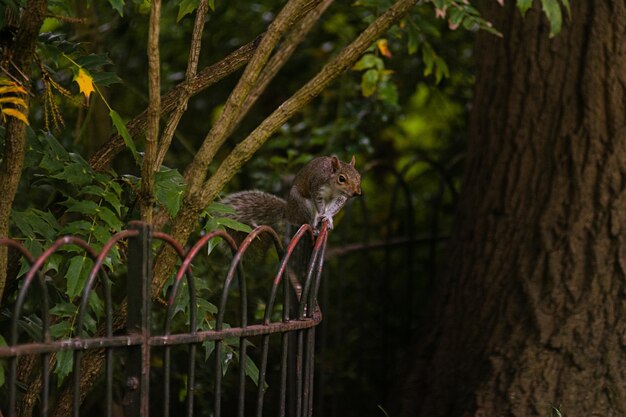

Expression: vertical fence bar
xmin=125 ymin=221 xmax=152 ymax=417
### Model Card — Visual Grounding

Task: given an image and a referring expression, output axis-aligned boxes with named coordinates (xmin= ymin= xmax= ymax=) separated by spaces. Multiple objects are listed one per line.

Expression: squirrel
xmin=220 ymin=155 xmax=362 ymax=232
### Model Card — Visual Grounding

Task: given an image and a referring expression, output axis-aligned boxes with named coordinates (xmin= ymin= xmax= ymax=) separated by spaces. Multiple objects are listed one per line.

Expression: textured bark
xmin=400 ymin=1 xmax=626 ymax=416
xmin=0 ymin=0 xmax=48 ymax=300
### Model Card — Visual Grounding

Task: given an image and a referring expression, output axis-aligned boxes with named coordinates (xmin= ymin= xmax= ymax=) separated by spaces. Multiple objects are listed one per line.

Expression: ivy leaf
xmin=73 ymin=68 xmax=95 ymax=103
xmin=109 ymin=110 xmax=139 ymax=164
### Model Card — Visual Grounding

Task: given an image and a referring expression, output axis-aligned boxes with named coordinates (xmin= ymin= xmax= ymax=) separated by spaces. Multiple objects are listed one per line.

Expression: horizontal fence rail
xmin=0 ymin=220 xmax=329 ymax=417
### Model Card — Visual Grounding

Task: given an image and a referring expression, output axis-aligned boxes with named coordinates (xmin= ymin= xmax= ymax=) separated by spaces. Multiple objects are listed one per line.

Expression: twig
xmin=155 ymin=0 xmax=210 ymax=169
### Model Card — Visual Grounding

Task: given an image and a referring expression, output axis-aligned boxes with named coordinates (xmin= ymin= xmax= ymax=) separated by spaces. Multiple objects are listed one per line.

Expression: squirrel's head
xmin=331 ymin=155 xmax=362 ymax=197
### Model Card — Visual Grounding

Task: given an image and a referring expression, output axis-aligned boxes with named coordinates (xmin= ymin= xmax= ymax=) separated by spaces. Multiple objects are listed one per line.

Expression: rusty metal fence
xmin=0 ymin=220 xmax=329 ymax=417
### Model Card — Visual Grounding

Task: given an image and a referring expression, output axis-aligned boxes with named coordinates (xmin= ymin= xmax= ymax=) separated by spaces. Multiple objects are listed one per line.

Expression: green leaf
xmin=51 ymin=161 xmax=93 ymax=186
xmin=215 ymin=217 xmax=252 ymax=233
xmin=202 ymin=340 xmax=215 ymax=361
xmin=206 ymin=202 xmax=236 ymax=215
xmin=447 ymin=7 xmax=464 ymax=29
xmin=90 ymin=224 xmax=114 ymax=245
xmin=55 ymin=350 xmax=73 ymax=387
xmin=244 ymin=354 xmax=261 ymax=386
xmin=361 ymin=69 xmax=379 ymax=97
xmin=177 ymin=0 xmax=200 ymax=22
xmin=434 ymin=56 xmax=450 ymax=84
xmin=50 ymin=321 xmax=73 ymax=338
xmin=66 ymin=256 xmax=94 ymax=299
xmin=73 ymin=54 xmax=113 ymax=70
xmin=108 ymin=0 xmax=124 ymax=16
xmin=208 ymin=0 xmax=215 ymax=11
xmin=378 ymin=79 xmax=399 ymax=106
xmin=89 ymin=292 xmax=105 ymax=320
xmin=64 ymin=199 xmax=99 ymax=215
xmin=541 ymin=0 xmax=563 ymax=37
xmin=109 ymin=110 xmax=139 ymax=164
xmin=95 ymin=206 xmax=122 ymax=231
xmin=50 ymin=302 xmax=77 ymax=318
xmin=61 ymin=220 xmax=92 ymax=236
xmin=12 ymin=209 xmax=60 ymax=240
xmin=155 ymin=168 xmax=185 ymax=217
xmin=352 ymin=54 xmax=380 ymax=71
xmin=517 ymin=0 xmax=533 ymax=17
xmin=197 ymin=298 xmax=218 ymax=315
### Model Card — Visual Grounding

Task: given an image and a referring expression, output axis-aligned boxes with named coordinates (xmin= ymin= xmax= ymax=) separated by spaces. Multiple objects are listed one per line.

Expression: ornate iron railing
xmin=0 ymin=220 xmax=329 ymax=417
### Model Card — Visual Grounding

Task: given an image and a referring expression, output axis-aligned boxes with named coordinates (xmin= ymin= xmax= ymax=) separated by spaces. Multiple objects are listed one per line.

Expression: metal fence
xmin=0 ymin=220 xmax=329 ymax=417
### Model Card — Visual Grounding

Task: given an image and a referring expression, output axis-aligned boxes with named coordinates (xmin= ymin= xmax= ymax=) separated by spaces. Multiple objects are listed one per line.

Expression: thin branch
xmin=155 ymin=0 xmax=210 ymax=169
xmin=141 ymin=0 xmax=161 ymax=223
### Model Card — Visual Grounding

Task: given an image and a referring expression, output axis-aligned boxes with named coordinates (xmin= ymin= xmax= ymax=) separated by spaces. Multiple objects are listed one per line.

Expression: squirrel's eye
xmin=338 ymin=175 xmax=346 ymax=183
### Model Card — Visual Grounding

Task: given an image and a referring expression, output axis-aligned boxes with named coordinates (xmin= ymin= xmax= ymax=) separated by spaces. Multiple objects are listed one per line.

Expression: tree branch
xmin=87 ymin=35 xmax=261 ymax=172
xmin=140 ymin=0 xmax=161 ymax=223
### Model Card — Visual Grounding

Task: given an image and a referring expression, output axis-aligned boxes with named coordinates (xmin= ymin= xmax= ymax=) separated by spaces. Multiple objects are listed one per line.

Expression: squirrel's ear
xmin=350 ymin=155 xmax=356 ymax=167
xmin=331 ymin=155 xmax=340 ymax=171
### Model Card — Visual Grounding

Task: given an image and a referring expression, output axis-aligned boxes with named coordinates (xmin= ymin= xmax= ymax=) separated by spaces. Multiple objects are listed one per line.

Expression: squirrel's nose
xmin=354 ymin=186 xmax=362 ymax=196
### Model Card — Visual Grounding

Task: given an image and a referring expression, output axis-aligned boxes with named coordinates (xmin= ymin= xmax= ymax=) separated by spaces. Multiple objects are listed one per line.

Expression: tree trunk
xmin=401 ymin=1 xmax=626 ymax=416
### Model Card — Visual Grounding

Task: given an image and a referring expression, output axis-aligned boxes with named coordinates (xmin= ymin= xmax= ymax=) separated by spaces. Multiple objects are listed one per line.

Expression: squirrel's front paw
xmin=321 ymin=216 xmax=334 ymax=230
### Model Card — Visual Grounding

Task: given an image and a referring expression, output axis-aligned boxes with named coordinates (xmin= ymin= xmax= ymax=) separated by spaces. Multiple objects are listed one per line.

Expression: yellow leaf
xmin=73 ymin=68 xmax=95 ymax=102
xmin=3 ymin=108 xmax=29 ymax=125
xmin=377 ymin=39 xmax=392 ymax=58
xmin=0 ymin=97 xmax=28 ymax=108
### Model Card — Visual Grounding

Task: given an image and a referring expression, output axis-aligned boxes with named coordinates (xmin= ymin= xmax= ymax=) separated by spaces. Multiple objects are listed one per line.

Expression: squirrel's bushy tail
xmin=220 ymin=190 xmax=286 ymax=229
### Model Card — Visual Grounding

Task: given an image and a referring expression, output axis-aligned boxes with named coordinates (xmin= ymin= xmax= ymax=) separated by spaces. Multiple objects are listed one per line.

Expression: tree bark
xmin=0 ymin=0 xmax=48 ymax=300
xmin=401 ymin=1 xmax=626 ymax=416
